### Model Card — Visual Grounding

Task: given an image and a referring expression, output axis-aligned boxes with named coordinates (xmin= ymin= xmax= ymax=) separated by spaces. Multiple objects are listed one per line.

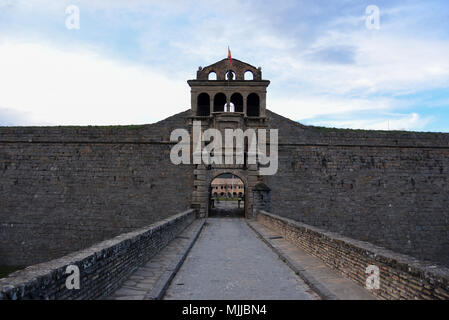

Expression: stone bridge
xmin=1 ymin=209 xmax=448 ymax=300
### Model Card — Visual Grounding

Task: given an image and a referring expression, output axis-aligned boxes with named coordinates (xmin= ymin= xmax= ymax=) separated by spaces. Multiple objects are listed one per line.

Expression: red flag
xmin=228 ymin=46 xmax=232 ymax=68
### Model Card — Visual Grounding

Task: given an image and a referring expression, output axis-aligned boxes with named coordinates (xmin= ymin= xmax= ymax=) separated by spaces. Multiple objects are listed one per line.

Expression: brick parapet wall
xmin=3 ymin=109 xmax=449 ymax=147
xmin=0 ymin=209 xmax=196 ymax=300
xmin=0 ymin=110 xmax=191 ymax=144
xmin=257 ymin=211 xmax=449 ymax=300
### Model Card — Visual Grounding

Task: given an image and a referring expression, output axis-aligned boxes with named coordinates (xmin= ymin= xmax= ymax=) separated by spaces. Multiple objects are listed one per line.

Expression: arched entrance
xmin=209 ymin=173 xmax=245 ymax=217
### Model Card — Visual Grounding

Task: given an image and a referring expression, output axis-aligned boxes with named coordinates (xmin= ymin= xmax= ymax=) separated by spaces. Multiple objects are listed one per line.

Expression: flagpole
xmin=227 ymin=46 xmax=231 ymax=112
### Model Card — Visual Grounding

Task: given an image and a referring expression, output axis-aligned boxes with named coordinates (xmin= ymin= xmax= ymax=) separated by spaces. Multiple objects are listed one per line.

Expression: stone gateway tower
xmin=187 ymin=58 xmax=271 ymax=218
xmin=188 ymin=58 xmax=269 ymax=117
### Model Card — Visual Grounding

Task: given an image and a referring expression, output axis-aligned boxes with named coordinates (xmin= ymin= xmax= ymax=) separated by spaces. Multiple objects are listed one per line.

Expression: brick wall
xmin=0 ymin=209 xmax=196 ymax=300
xmin=258 ymin=211 xmax=449 ymax=300
xmin=265 ymin=110 xmax=449 ymax=267
xmin=0 ymin=111 xmax=194 ymax=266
xmin=1 ymin=108 xmax=449 ymax=271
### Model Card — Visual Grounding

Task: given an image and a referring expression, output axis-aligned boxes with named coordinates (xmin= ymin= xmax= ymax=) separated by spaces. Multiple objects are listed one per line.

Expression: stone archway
xmin=204 ymin=168 xmax=252 ymax=218
xmin=209 ymin=173 xmax=245 ymax=217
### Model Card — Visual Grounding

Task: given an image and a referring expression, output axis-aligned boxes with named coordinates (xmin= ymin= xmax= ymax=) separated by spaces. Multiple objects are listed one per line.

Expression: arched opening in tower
xmin=197 ymin=92 xmax=210 ymax=116
xmin=247 ymin=93 xmax=260 ymax=117
xmin=231 ymin=93 xmax=243 ymax=113
xmin=213 ymin=93 xmax=226 ymax=112
xmin=244 ymin=70 xmax=254 ymax=80
xmin=225 ymin=70 xmax=236 ymax=80
xmin=208 ymin=71 xmax=217 ymax=80
xmin=209 ymin=173 xmax=245 ymax=217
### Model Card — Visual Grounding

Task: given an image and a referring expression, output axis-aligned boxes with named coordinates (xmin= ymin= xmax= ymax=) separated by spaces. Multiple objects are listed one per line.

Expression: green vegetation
xmin=3 ymin=124 xmax=147 ymax=130
xmin=306 ymin=124 xmax=444 ymax=134
xmin=0 ymin=266 xmax=23 ymax=279
xmin=58 ymin=124 xmax=146 ymax=130
xmin=308 ymin=125 xmax=369 ymax=133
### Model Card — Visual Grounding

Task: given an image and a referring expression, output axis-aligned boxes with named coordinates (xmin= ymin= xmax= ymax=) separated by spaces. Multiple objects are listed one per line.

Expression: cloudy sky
xmin=0 ymin=0 xmax=448 ymax=131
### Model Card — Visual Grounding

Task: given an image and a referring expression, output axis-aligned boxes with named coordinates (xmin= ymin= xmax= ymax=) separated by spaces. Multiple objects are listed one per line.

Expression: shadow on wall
xmin=0 ymin=266 xmax=24 ymax=279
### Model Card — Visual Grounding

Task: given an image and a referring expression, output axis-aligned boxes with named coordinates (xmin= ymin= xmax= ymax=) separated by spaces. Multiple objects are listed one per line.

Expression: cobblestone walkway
xmin=163 ymin=218 xmax=320 ymax=300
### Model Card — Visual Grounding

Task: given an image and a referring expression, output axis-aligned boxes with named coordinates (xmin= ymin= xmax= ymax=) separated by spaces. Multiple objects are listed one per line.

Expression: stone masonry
xmin=0 ymin=57 xmax=448 ymax=273
xmin=0 ymin=210 xmax=195 ymax=300
xmin=257 ymin=211 xmax=449 ymax=300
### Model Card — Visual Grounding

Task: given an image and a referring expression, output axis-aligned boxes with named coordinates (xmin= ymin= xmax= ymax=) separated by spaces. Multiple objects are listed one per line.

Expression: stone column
xmin=191 ymin=90 xmax=197 ymax=114
xmin=260 ymin=90 xmax=267 ymax=117
xmin=210 ymin=94 xmax=213 ymax=115
xmin=243 ymin=93 xmax=248 ymax=116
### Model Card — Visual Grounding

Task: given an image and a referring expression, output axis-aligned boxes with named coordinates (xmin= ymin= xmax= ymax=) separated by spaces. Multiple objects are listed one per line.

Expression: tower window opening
xmin=214 ymin=93 xmax=226 ymax=112
xmin=197 ymin=92 xmax=210 ymax=116
xmin=225 ymin=71 xmax=236 ymax=80
xmin=247 ymin=93 xmax=260 ymax=117
xmin=244 ymin=70 xmax=254 ymax=80
xmin=208 ymin=71 xmax=217 ymax=80
xmin=231 ymin=92 xmax=243 ymax=113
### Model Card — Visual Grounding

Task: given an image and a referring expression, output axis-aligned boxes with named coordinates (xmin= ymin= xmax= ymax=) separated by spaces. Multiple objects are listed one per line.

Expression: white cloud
xmin=309 ymin=112 xmax=433 ymax=131
xmin=1 ymin=1 xmax=448 ymax=132
xmin=268 ymin=94 xmax=399 ymax=122
xmin=0 ymin=40 xmax=190 ymax=125
xmin=269 ymin=31 xmax=449 ymax=97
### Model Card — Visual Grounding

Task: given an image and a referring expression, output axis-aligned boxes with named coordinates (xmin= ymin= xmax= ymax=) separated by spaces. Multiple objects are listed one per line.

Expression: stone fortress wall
xmin=265 ymin=111 xmax=449 ymax=267
xmin=0 ymin=57 xmax=448 ymax=271
xmin=0 ymin=111 xmax=194 ymax=266
xmin=1 ymin=108 xmax=448 ymax=269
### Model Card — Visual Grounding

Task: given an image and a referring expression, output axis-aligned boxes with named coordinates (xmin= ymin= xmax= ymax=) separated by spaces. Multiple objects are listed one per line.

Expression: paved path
xmin=210 ymin=201 xmax=244 ymax=217
xmin=163 ymin=218 xmax=319 ymax=300
xmin=248 ymin=221 xmax=376 ymax=300
xmin=106 ymin=220 xmax=204 ymax=300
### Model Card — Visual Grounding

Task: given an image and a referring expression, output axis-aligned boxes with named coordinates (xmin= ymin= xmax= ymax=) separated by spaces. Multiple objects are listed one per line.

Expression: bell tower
xmin=187 ymin=57 xmax=271 ymax=218
xmin=187 ymin=58 xmax=270 ymax=120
